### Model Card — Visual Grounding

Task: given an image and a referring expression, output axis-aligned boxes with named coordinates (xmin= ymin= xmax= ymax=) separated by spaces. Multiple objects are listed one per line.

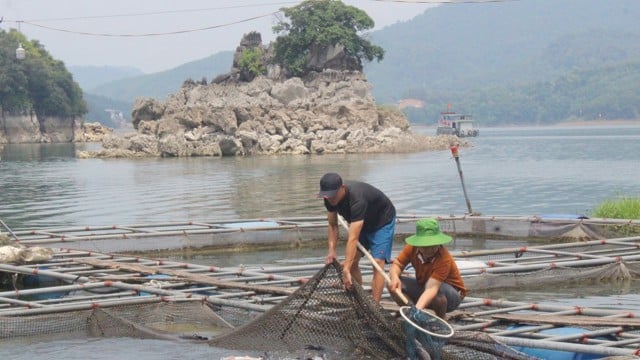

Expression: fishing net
xmin=464 ymin=262 xmax=639 ymax=292
xmin=209 ymin=261 xmax=537 ymax=359
xmin=0 ymin=301 xmax=231 ymax=340
xmin=209 ymin=260 xmax=406 ymax=359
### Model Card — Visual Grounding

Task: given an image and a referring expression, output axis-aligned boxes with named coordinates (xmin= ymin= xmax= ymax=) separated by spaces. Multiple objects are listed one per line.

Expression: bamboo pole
xmin=73 ymin=257 xmax=297 ymax=296
xmin=0 ymin=282 xmax=130 ymax=299
xmin=491 ymin=313 xmax=640 ymax=327
xmin=454 ymin=235 xmax=640 ymax=258
xmin=0 ymin=278 xmax=272 ymax=316
xmin=490 ymin=335 xmax=640 ymax=357
xmin=14 ymin=219 xmax=329 ymax=244
xmin=458 ymin=253 xmax=640 ymax=276
xmin=0 ymin=296 xmax=46 ymax=308
xmin=0 ymin=219 xmax=20 ymax=241
xmin=10 ymin=215 xmax=640 ymax=244
xmin=461 ymin=296 xmax=640 ymax=318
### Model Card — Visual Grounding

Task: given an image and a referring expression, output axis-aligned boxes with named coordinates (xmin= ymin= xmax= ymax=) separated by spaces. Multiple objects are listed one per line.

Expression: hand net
xmin=209 ymin=261 xmax=539 ymax=359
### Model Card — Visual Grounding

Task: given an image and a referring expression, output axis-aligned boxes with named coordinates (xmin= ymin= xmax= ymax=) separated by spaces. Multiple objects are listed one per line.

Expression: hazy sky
xmin=1 ymin=0 xmax=436 ymax=73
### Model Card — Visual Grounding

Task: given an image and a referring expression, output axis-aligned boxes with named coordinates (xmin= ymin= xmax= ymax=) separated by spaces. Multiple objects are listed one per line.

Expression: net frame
xmin=399 ymin=306 xmax=455 ymax=338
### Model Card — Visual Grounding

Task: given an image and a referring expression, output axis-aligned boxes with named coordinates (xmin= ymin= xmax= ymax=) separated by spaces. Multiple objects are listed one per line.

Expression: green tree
xmin=0 ymin=29 xmax=86 ymax=117
xmin=272 ymin=0 xmax=384 ymax=77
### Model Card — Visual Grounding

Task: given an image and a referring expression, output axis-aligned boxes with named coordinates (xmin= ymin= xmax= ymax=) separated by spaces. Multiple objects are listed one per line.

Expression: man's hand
xmin=409 ymin=305 xmax=432 ymax=324
xmin=387 ymin=275 xmax=401 ymax=293
xmin=325 ymin=250 xmax=337 ymax=264
xmin=342 ymin=269 xmax=353 ymax=290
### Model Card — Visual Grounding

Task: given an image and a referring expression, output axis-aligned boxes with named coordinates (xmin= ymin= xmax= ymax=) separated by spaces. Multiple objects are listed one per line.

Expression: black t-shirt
xmin=324 ymin=180 xmax=396 ymax=233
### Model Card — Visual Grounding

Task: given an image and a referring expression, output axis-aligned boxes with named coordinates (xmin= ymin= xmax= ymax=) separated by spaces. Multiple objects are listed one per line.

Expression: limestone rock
xmin=79 ymin=122 xmax=113 ymax=142
xmin=78 ymin=33 xmax=467 ymax=158
xmin=0 ymin=112 xmax=86 ymax=144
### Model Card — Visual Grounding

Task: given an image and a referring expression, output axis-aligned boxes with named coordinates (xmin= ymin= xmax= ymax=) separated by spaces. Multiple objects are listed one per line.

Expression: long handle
xmin=337 ymin=215 xmax=410 ymax=305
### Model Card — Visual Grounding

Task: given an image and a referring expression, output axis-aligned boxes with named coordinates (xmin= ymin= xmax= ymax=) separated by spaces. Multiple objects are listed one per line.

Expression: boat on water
xmin=436 ymin=109 xmax=479 ymax=137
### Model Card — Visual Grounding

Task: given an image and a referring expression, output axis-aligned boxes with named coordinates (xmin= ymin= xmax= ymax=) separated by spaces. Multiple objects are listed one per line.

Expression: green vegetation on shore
xmin=592 ymin=196 xmax=640 ymax=220
xmin=591 ymin=196 xmax=640 ymax=236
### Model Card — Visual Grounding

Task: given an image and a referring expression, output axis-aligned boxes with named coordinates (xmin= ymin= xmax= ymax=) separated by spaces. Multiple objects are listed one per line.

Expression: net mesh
xmin=0 ymin=260 xmax=543 ymax=359
xmin=0 ymin=301 xmax=230 ymax=340
xmin=464 ymin=262 xmax=638 ymax=292
xmin=209 ymin=261 xmax=538 ymax=360
xmin=209 ymin=260 xmax=406 ymax=359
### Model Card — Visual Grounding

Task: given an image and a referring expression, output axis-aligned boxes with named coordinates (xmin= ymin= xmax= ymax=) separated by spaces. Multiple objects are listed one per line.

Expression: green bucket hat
xmin=405 ymin=218 xmax=452 ymax=247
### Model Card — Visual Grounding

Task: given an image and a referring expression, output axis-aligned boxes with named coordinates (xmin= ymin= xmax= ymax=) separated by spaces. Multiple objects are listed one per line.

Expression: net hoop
xmin=399 ymin=306 xmax=455 ymax=339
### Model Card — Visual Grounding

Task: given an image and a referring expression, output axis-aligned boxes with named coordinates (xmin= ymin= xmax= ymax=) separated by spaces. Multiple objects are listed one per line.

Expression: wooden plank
xmin=492 ymin=313 xmax=640 ymax=327
xmin=74 ymin=258 xmax=296 ymax=296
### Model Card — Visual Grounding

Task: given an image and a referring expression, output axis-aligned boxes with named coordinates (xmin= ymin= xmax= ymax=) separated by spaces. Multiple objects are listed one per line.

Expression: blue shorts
xmin=358 ymin=217 xmax=395 ymax=263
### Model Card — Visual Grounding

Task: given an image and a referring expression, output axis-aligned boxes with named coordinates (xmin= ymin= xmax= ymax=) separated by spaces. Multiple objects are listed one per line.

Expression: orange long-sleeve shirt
xmin=393 ymin=245 xmax=468 ymax=298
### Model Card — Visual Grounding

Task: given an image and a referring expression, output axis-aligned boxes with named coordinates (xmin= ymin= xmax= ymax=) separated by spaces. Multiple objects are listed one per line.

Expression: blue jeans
xmin=401 ymin=276 xmax=462 ymax=313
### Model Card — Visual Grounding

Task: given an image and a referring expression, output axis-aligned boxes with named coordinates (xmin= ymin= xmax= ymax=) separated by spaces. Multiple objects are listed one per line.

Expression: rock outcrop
xmin=0 ymin=112 xmax=84 ymax=144
xmin=77 ymin=33 xmax=463 ymax=158
xmin=0 ymin=112 xmax=112 ymax=144
xmin=78 ymin=122 xmax=114 ymax=142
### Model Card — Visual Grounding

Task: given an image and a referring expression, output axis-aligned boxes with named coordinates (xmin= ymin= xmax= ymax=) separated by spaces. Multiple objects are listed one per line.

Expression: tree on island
xmin=271 ymin=0 xmax=385 ymax=77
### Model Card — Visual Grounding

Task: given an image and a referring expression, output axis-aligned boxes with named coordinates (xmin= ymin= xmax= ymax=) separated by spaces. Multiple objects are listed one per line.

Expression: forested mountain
xmin=366 ymin=0 xmax=640 ymax=124
xmin=82 ymin=0 xmax=640 ymax=126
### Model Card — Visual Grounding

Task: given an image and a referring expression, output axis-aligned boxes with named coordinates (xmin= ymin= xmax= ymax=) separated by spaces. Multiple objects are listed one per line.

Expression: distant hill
xmin=69 ymin=65 xmax=144 ymax=91
xmin=365 ymin=0 xmax=640 ymax=104
xmin=81 ymin=0 xmax=640 ymax=126
xmin=89 ymin=51 xmax=233 ymax=102
xmin=83 ymin=92 xmax=133 ymax=128
xmin=76 ymin=52 xmax=233 ymax=127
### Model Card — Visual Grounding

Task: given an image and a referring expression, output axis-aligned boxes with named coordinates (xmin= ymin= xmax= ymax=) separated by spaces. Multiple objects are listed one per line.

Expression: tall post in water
xmin=450 ymin=145 xmax=473 ymax=214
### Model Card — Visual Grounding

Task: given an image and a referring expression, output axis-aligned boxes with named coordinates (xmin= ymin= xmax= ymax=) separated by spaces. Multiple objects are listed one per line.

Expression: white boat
xmin=436 ymin=109 xmax=479 ymax=137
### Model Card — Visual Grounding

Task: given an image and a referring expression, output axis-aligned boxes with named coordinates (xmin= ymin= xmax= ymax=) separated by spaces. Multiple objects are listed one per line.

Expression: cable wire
xmin=11 ymin=11 xmax=280 ymax=38
xmin=373 ymin=0 xmax=517 ymax=3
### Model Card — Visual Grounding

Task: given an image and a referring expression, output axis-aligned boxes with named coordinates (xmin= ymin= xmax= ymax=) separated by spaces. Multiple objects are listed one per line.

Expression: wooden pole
xmin=450 ymin=145 xmax=474 ymax=214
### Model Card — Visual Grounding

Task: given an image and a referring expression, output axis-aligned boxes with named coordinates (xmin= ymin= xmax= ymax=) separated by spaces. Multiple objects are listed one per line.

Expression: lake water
xmin=1 ymin=125 xmax=640 ymax=359
xmin=2 ymin=125 xmax=639 ymax=230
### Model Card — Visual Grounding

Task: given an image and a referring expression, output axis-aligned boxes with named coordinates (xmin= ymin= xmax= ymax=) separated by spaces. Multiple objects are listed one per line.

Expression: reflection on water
xmin=1 ymin=127 xmax=640 ymax=359
xmin=1 ymin=126 xmax=639 ymax=230
xmin=1 ymin=143 xmax=75 ymax=161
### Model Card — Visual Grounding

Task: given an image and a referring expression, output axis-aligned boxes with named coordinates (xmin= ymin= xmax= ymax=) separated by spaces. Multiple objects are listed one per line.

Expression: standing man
xmin=387 ymin=218 xmax=467 ymax=318
xmin=317 ymin=172 xmax=396 ymax=303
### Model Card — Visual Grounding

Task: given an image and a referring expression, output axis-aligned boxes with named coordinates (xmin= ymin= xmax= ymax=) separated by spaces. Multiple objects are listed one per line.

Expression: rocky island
xmin=77 ymin=32 xmax=461 ymax=159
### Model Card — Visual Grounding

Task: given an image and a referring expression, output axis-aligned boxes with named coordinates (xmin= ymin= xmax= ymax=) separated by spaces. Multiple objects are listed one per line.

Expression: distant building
xmin=397 ymin=98 xmax=425 ymax=110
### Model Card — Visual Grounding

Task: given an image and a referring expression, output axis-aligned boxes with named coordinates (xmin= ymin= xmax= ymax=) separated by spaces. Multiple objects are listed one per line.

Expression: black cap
xmin=318 ymin=172 xmax=343 ymax=198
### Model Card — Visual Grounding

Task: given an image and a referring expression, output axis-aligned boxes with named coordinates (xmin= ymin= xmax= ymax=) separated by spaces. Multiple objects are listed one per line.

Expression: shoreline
xmin=411 ymin=119 xmax=640 ymax=129
xmin=552 ymin=119 xmax=640 ymax=127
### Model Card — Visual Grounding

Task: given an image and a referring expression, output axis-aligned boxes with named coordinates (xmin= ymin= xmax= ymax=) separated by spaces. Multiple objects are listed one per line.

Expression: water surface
xmin=1 ymin=125 xmax=639 ymax=359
